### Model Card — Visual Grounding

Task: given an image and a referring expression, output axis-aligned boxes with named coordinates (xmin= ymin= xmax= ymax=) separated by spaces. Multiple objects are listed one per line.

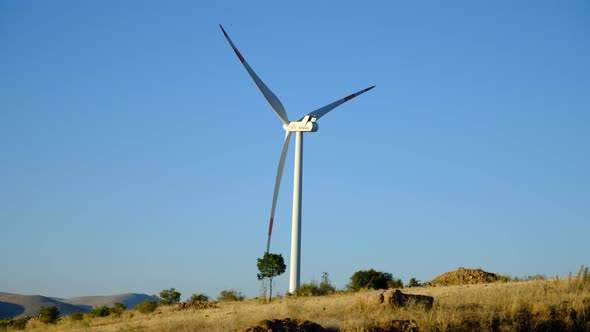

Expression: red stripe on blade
xmin=234 ymin=49 xmax=245 ymax=63
xmin=344 ymin=94 xmax=356 ymax=101
xmin=268 ymin=217 xmax=274 ymax=236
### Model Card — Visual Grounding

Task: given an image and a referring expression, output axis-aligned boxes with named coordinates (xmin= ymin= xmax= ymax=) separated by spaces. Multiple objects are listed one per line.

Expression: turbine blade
xmin=303 ymin=85 xmax=376 ymax=121
xmin=220 ymin=24 xmax=290 ymax=125
xmin=266 ymin=131 xmax=292 ymax=252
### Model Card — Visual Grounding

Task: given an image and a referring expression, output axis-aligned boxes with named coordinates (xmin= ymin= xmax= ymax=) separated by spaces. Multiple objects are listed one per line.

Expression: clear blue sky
xmin=1 ymin=1 xmax=588 ymax=299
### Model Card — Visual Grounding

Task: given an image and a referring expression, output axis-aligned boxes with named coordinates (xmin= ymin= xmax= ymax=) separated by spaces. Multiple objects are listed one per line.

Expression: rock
xmin=369 ymin=320 xmax=419 ymax=332
xmin=362 ymin=289 xmax=386 ymax=305
xmin=239 ymin=318 xmax=326 ymax=332
xmin=387 ymin=290 xmax=433 ymax=310
xmin=362 ymin=289 xmax=434 ymax=310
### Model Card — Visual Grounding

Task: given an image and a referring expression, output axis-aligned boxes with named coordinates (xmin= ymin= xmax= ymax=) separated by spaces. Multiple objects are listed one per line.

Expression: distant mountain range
xmin=0 ymin=292 xmax=158 ymax=320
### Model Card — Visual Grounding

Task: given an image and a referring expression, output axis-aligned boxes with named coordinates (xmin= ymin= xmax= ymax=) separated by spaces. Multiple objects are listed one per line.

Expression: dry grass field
xmin=6 ymin=269 xmax=590 ymax=332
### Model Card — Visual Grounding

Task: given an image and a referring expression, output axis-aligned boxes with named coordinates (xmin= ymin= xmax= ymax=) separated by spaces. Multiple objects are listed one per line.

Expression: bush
xmin=135 ymin=300 xmax=158 ymax=314
xmin=297 ymin=272 xmax=336 ymax=296
xmin=348 ymin=269 xmax=402 ymax=291
xmin=569 ymin=265 xmax=590 ymax=291
xmin=159 ymin=288 xmax=181 ymax=305
xmin=297 ymin=281 xmax=321 ymax=296
xmin=218 ymin=289 xmax=245 ymax=302
xmin=39 ymin=305 xmax=60 ymax=324
xmin=407 ymin=277 xmax=422 ymax=287
xmin=89 ymin=305 xmax=110 ymax=317
xmin=68 ymin=312 xmax=85 ymax=321
xmin=2 ymin=316 xmax=32 ymax=330
xmin=528 ymin=274 xmax=547 ymax=281
xmin=188 ymin=293 xmax=209 ymax=303
xmin=110 ymin=302 xmax=126 ymax=315
xmin=387 ymin=277 xmax=403 ymax=289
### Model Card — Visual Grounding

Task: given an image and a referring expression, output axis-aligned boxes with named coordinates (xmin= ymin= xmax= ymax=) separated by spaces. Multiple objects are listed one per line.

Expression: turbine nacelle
xmin=284 ymin=115 xmax=319 ymax=132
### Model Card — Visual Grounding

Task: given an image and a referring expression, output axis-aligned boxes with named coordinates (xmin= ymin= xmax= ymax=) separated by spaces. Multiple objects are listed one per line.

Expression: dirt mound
xmin=427 ymin=267 xmax=506 ymax=286
xmin=239 ymin=318 xmax=326 ymax=332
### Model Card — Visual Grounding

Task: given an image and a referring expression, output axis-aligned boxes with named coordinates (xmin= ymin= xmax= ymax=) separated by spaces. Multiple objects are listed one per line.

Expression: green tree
xmin=257 ymin=252 xmax=287 ymax=302
xmin=159 ymin=288 xmax=181 ymax=305
xmin=348 ymin=269 xmax=402 ymax=291
xmin=188 ymin=293 xmax=209 ymax=303
xmin=39 ymin=305 xmax=59 ymax=324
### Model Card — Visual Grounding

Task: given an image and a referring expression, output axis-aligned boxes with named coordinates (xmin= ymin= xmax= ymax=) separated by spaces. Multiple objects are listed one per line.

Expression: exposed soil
xmin=238 ymin=318 xmax=328 ymax=332
xmin=426 ymin=267 xmax=507 ymax=286
xmin=238 ymin=318 xmax=420 ymax=332
xmin=368 ymin=320 xmax=419 ymax=332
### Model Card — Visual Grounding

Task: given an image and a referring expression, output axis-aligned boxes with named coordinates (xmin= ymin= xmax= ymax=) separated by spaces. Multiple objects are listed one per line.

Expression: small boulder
xmin=369 ymin=319 xmax=419 ymax=332
xmin=388 ymin=290 xmax=433 ymax=310
xmin=362 ymin=289 xmax=434 ymax=310
xmin=362 ymin=289 xmax=386 ymax=305
xmin=239 ymin=318 xmax=326 ymax=332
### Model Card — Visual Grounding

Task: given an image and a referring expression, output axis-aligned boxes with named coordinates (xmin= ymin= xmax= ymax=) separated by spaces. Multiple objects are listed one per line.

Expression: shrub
xmin=297 ymin=281 xmax=321 ymax=296
xmin=319 ymin=272 xmax=337 ymax=294
xmin=387 ymin=277 xmax=403 ymax=289
xmin=569 ymin=265 xmax=590 ymax=291
xmin=407 ymin=277 xmax=422 ymax=287
xmin=297 ymin=272 xmax=336 ymax=296
xmin=159 ymin=288 xmax=181 ymax=305
xmin=9 ymin=316 xmax=31 ymax=330
xmin=89 ymin=305 xmax=110 ymax=317
xmin=135 ymin=300 xmax=158 ymax=314
xmin=348 ymin=269 xmax=402 ymax=291
xmin=39 ymin=305 xmax=59 ymax=324
xmin=68 ymin=312 xmax=85 ymax=321
xmin=522 ymin=274 xmax=547 ymax=281
xmin=188 ymin=293 xmax=209 ymax=303
xmin=110 ymin=302 xmax=126 ymax=315
xmin=514 ymin=304 xmax=532 ymax=331
xmin=218 ymin=289 xmax=245 ymax=302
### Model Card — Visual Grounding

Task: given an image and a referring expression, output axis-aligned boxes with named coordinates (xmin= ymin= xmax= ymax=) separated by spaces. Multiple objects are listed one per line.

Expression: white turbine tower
xmin=221 ymin=25 xmax=375 ymax=293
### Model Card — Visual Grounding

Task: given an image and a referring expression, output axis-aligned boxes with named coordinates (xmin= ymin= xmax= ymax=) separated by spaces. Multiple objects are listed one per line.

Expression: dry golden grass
xmin=13 ymin=273 xmax=590 ymax=331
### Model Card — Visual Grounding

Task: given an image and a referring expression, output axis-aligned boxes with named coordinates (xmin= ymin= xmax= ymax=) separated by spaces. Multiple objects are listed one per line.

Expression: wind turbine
xmin=220 ymin=24 xmax=375 ymax=293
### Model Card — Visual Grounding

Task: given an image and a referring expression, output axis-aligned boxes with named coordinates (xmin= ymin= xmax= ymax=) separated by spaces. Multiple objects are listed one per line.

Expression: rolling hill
xmin=0 ymin=292 xmax=157 ymax=320
xmin=62 ymin=293 xmax=157 ymax=311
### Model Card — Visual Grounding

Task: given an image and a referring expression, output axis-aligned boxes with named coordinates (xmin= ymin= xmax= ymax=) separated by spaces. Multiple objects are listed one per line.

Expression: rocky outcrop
xmin=362 ymin=289 xmax=434 ymax=310
xmin=388 ymin=290 xmax=433 ymax=310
